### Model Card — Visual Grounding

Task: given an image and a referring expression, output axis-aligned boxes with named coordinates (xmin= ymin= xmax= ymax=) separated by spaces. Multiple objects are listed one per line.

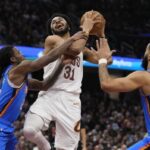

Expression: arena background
xmin=0 ymin=0 xmax=150 ymax=149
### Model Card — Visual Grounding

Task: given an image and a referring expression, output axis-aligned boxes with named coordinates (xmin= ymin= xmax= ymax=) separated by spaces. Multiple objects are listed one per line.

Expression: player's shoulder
xmin=128 ymin=70 xmax=150 ymax=82
xmin=129 ymin=70 xmax=146 ymax=76
xmin=134 ymin=70 xmax=150 ymax=75
xmin=45 ymin=35 xmax=62 ymax=43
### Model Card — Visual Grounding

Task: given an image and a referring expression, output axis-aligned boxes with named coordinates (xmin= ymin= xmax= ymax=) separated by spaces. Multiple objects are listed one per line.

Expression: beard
xmin=141 ymin=56 xmax=148 ymax=70
xmin=52 ymin=25 xmax=69 ymax=36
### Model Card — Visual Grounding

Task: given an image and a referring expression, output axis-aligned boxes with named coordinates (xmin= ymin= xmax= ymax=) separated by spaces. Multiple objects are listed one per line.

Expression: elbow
xmin=100 ymin=81 xmax=112 ymax=92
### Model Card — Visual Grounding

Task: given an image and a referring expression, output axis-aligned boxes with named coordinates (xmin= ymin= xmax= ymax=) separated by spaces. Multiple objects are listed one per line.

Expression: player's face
xmin=12 ymin=47 xmax=25 ymax=64
xmin=51 ymin=17 xmax=69 ymax=35
xmin=142 ymin=46 xmax=150 ymax=70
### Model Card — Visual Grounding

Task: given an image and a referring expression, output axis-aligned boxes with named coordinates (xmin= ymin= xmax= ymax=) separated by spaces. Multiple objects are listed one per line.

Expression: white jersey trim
xmin=7 ymin=77 xmax=24 ymax=88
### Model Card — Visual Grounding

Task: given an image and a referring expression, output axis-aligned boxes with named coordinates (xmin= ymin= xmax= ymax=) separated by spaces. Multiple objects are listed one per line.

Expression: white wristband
xmin=98 ymin=58 xmax=107 ymax=65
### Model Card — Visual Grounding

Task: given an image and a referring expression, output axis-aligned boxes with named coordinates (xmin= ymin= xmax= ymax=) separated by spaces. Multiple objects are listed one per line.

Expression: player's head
xmin=0 ymin=46 xmax=24 ymax=78
xmin=142 ymin=43 xmax=150 ymax=70
xmin=47 ymin=13 xmax=72 ymax=36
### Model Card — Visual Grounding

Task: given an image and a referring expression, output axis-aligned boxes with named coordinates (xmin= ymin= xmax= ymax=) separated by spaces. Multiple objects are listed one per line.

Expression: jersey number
xmin=64 ymin=66 xmax=75 ymax=81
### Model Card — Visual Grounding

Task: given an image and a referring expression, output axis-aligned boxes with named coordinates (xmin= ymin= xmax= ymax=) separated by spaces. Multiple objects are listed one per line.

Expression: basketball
xmin=80 ymin=10 xmax=105 ymax=37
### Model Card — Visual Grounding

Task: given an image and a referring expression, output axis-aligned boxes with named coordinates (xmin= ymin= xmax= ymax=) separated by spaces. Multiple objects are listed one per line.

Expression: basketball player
xmin=0 ymin=33 xmax=85 ymax=150
xmin=23 ymin=12 xmax=103 ymax=150
xmin=97 ymin=38 xmax=150 ymax=150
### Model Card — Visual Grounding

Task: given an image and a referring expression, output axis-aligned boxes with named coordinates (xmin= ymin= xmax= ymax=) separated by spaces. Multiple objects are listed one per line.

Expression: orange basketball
xmin=80 ymin=10 xmax=105 ymax=37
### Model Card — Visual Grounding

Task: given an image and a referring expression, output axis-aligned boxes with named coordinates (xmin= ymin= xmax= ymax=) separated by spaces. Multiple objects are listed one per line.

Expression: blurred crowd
xmin=81 ymin=90 xmax=145 ymax=150
xmin=14 ymin=89 xmax=146 ymax=150
xmin=0 ymin=0 xmax=150 ymax=57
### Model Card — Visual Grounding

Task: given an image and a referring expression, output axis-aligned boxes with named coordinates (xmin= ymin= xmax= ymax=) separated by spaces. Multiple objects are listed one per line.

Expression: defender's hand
xmin=96 ymin=38 xmax=116 ymax=64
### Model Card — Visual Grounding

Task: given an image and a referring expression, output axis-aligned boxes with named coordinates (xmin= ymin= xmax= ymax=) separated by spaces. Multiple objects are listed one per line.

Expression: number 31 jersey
xmin=39 ymin=52 xmax=83 ymax=95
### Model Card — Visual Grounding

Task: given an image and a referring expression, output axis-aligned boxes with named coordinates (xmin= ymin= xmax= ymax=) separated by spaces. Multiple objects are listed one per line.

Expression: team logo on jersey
xmin=70 ymin=56 xmax=80 ymax=67
xmin=74 ymin=120 xmax=81 ymax=132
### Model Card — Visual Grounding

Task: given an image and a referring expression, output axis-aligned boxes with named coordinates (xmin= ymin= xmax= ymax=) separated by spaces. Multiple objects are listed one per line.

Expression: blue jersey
xmin=0 ymin=65 xmax=28 ymax=133
xmin=141 ymin=93 xmax=150 ymax=135
xmin=128 ymin=93 xmax=150 ymax=150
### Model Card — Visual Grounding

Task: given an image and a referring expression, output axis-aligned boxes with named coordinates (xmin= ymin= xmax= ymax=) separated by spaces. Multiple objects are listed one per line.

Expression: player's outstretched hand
xmin=96 ymin=38 xmax=116 ymax=64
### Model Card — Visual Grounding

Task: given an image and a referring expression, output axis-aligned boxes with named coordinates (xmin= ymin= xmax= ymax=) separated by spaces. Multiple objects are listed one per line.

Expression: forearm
xmin=28 ymin=78 xmax=43 ymax=91
xmin=99 ymin=63 xmax=111 ymax=84
xmin=81 ymin=128 xmax=87 ymax=149
xmin=28 ymin=60 xmax=63 ymax=91
xmin=69 ymin=36 xmax=88 ymax=54
xmin=29 ymin=38 xmax=74 ymax=72
xmin=42 ymin=59 xmax=63 ymax=90
xmin=82 ymin=136 xmax=87 ymax=148
xmin=47 ymin=38 xmax=74 ymax=60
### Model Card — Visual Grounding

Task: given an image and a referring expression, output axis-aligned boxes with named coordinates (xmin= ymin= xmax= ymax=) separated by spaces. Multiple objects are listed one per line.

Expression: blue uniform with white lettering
xmin=0 ymin=65 xmax=28 ymax=150
xmin=128 ymin=92 xmax=150 ymax=150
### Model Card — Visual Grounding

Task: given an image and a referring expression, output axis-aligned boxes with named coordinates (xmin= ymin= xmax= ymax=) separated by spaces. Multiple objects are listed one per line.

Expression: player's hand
xmin=95 ymin=16 xmax=106 ymax=38
xmin=96 ymin=38 xmax=116 ymax=64
xmin=80 ymin=10 xmax=106 ymax=37
xmin=80 ymin=10 xmax=101 ymax=35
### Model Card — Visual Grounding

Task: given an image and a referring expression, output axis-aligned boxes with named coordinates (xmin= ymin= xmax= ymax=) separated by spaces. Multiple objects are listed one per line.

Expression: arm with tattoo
xmin=97 ymin=38 xmax=146 ymax=92
xmin=99 ymin=63 xmax=111 ymax=82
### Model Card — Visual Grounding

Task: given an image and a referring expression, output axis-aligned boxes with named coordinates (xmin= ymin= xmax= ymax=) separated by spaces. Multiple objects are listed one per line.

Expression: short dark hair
xmin=0 ymin=46 xmax=14 ymax=79
xmin=47 ymin=13 xmax=73 ymax=35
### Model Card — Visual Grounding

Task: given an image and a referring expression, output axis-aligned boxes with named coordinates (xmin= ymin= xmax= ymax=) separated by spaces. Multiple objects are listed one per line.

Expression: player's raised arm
xmin=100 ymin=71 xmax=147 ymax=92
xmin=66 ymin=11 xmax=101 ymax=56
xmin=96 ymin=38 xmax=148 ymax=92
xmin=12 ymin=32 xmax=86 ymax=75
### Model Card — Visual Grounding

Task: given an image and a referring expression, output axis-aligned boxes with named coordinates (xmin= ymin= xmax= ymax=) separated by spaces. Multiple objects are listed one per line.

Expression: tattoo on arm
xmin=99 ymin=64 xmax=110 ymax=82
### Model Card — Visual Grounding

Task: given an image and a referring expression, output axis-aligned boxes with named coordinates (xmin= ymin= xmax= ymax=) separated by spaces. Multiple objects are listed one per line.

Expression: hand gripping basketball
xmin=80 ymin=10 xmax=106 ymax=37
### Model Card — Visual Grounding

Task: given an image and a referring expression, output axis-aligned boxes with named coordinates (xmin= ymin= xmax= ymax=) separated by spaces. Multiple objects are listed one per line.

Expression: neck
xmin=61 ymin=32 xmax=70 ymax=39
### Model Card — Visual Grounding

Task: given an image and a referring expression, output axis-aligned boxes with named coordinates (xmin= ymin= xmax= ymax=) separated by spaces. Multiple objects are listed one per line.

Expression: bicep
xmin=102 ymin=72 xmax=147 ymax=92
xmin=106 ymin=77 xmax=141 ymax=92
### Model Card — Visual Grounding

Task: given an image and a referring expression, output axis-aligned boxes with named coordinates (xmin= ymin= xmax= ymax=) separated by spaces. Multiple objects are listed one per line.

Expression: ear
xmin=10 ymin=56 xmax=16 ymax=63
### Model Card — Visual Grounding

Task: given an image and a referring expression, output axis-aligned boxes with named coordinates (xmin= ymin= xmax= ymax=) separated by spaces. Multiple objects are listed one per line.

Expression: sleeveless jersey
xmin=141 ymin=94 xmax=150 ymax=135
xmin=39 ymin=52 xmax=83 ymax=95
xmin=0 ymin=65 xmax=28 ymax=133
